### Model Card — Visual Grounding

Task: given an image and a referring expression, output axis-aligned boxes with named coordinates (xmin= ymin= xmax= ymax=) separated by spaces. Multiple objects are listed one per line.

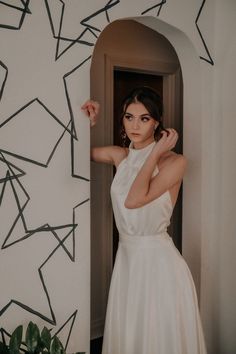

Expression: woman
xmin=82 ymin=87 xmax=207 ymax=354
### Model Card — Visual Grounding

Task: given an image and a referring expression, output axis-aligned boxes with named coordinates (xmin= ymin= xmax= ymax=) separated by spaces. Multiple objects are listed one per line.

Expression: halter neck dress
xmin=102 ymin=141 xmax=207 ymax=354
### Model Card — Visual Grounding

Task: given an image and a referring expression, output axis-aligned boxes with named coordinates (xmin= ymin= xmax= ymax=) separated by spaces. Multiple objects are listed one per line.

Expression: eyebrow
xmin=125 ymin=112 xmax=151 ymax=117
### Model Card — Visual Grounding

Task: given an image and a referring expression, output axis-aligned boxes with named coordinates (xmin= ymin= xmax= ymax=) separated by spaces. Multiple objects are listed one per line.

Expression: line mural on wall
xmin=0 ymin=0 xmax=31 ymax=30
xmin=0 ymin=0 xmax=94 ymax=352
xmin=141 ymin=0 xmax=167 ymax=16
xmin=0 ymin=0 xmax=214 ymax=352
xmin=195 ymin=0 xmax=214 ymax=65
xmin=0 ymin=60 xmax=8 ymax=101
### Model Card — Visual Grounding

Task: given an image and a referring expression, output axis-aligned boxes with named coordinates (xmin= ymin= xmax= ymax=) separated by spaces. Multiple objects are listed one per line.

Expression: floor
xmin=90 ymin=337 xmax=103 ymax=354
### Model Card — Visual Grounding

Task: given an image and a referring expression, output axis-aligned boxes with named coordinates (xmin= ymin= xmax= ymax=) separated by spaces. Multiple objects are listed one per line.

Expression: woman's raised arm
xmin=124 ymin=129 xmax=187 ymax=209
xmin=81 ymin=100 xmax=126 ymax=166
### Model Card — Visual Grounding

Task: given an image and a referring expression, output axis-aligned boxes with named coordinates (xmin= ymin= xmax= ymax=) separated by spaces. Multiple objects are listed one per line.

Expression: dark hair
xmin=120 ymin=86 xmax=167 ymax=145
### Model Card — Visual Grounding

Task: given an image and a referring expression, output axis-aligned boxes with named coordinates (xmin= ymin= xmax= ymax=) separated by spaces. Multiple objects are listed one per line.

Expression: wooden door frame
xmin=91 ymin=52 xmax=183 ymax=339
xmin=103 ymin=53 xmax=183 ymax=282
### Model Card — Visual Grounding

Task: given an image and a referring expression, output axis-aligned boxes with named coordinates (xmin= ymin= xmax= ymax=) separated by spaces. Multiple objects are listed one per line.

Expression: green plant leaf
xmin=25 ymin=321 xmax=40 ymax=352
xmin=0 ymin=341 xmax=10 ymax=354
xmin=41 ymin=327 xmax=51 ymax=351
xmin=9 ymin=325 xmax=23 ymax=354
xmin=51 ymin=336 xmax=65 ymax=354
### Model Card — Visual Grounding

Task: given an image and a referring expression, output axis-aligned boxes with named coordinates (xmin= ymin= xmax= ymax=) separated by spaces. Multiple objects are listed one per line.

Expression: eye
xmin=141 ymin=116 xmax=151 ymax=122
xmin=124 ymin=114 xmax=133 ymax=121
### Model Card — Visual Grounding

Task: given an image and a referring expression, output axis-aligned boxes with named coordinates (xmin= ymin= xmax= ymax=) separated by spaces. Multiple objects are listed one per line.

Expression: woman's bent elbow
xmin=124 ymin=199 xmax=142 ymax=209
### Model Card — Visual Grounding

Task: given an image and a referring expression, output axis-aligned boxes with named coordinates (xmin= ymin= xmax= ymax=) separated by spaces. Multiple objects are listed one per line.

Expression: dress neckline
xmin=129 ymin=140 xmax=156 ymax=152
xmin=126 ymin=140 xmax=156 ymax=167
xmin=128 ymin=140 xmax=174 ymax=209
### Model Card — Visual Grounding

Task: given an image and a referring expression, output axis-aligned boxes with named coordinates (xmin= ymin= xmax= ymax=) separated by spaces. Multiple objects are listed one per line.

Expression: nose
xmin=132 ymin=117 xmax=140 ymax=130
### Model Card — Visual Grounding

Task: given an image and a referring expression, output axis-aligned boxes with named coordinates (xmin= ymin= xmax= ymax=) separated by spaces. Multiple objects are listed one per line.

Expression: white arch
xmin=90 ymin=15 xmax=204 ymax=339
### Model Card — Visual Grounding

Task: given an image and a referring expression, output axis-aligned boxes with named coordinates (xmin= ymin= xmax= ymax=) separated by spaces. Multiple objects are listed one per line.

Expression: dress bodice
xmin=110 ymin=141 xmax=173 ymax=236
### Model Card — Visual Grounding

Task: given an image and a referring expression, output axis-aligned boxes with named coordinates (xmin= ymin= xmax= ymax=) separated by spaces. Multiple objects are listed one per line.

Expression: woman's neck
xmin=132 ymin=138 xmax=155 ymax=150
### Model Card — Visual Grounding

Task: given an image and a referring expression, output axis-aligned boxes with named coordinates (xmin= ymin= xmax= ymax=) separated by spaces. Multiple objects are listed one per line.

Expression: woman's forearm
xmin=124 ymin=130 xmax=179 ymax=209
xmin=124 ymin=149 xmax=162 ymax=208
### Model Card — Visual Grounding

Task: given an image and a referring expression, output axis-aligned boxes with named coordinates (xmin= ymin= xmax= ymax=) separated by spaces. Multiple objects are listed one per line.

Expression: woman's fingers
xmin=166 ymin=128 xmax=178 ymax=148
xmin=160 ymin=130 xmax=168 ymax=138
xmin=160 ymin=129 xmax=176 ymax=140
xmin=81 ymin=100 xmax=90 ymax=109
xmin=81 ymin=99 xmax=97 ymax=109
xmin=81 ymin=100 xmax=100 ymax=114
xmin=81 ymin=100 xmax=100 ymax=126
xmin=81 ymin=99 xmax=94 ymax=107
xmin=92 ymin=101 xmax=100 ymax=115
xmin=166 ymin=129 xmax=178 ymax=140
xmin=159 ymin=128 xmax=178 ymax=150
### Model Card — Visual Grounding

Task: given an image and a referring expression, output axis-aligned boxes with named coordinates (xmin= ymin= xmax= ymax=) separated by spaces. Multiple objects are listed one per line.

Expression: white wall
xmin=0 ymin=1 xmax=235 ymax=353
xmin=201 ymin=1 xmax=236 ymax=353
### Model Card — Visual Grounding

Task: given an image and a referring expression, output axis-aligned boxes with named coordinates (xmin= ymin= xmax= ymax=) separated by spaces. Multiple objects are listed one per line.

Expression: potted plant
xmin=0 ymin=321 xmax=85 ymax=354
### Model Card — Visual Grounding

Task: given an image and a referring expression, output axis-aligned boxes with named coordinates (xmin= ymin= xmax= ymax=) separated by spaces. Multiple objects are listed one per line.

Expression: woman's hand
xmin=81 ymin=100 xmax=100 ymax=127
xmin=124 ymin=128 xmax=185 ymax=209
xmin=153 ymin=128 xmax=178 ymax=156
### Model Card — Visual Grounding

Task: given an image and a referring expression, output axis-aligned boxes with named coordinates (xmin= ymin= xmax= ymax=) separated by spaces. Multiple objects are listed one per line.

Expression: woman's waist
xmin=119 ymin=231 xmax=171 ymax=245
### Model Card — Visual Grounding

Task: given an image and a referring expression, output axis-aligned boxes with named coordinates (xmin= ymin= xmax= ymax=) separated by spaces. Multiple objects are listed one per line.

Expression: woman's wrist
xmin=89 ymin=117 xmax=96 ymax=127
xmin=150 ymin=145 xmax=163 ymax=162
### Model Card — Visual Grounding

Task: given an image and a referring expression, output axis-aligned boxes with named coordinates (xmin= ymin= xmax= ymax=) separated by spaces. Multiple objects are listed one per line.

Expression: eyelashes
xmin=123 ymin=114 xmax=132 ymax=121
xmin=123 ymin=114 xmax=151 ymax=122
xmin=141 ymin=117 xmax=151 ymax=122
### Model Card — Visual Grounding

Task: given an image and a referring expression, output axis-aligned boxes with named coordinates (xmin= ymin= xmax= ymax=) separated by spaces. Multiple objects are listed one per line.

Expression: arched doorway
xmin=90 ymin=18 xmax=186 ymax=341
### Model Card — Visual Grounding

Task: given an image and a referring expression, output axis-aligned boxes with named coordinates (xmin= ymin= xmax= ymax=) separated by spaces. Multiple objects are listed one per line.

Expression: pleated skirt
xmin=102 ymin=233 xmax=207 ymax=354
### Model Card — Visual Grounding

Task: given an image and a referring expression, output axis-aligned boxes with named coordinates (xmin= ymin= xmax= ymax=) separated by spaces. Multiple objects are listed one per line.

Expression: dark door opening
xmin=113 ymin=69 xmax=183 ymax=262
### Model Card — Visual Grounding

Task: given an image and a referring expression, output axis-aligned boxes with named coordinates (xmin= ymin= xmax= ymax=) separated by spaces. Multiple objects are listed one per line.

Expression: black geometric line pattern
xmin=80 ymin=0 xmax=120 ymax=32
xmin=62 ymin=56 xmax=92 ymax=182
xmin=0 ymin=151 xmax=89 ymax=252
xmin=0 ymin=51 xmax=91 ymax=178
xmin=0 ymin=154 xmax=25 ymax=183
xmin=0 ymin=150 xmax=89 ymax=324
xmin=0 ymin=327 xmax=10 ymax=346
xmin=0 ymin=100 xmax=74 ymax=167
xmin=0 ymin=226 xmax=75 ymax=324
xmin=0 ymin=1 xmax=92 ymax=338
xmin=0 ymin=1 xmax=119 ymax=185
xmin=0 ymin=60 xmax=8 ymax=101
xmin=141 ymin=0 xmax=166 ymax=16
xmin=63 ymin=55 xmax=91 ymax=142
xmin=44 ymin=0 xmax=120 ymax=61
xmin=0 ymin=153 xmax=30 ymax=249
xmin=0 ymin=136 xmax=90 ymax=341
xmin=195 ymin=0 xmax=214 ymax=65
xmin=0 ymin=5 xmax=93 ymax=180
xmin=54 ymin=310 xmax=78 ymax=350
xmin=0 ymin=0 xmax=31 ymax=30
xmin=44 ymin=0 xmax=94 ymax=61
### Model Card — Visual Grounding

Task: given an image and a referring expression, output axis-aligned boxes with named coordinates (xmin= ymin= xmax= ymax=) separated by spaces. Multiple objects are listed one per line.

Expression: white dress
xmin=102 ymin=141 xmax=207 ymax=354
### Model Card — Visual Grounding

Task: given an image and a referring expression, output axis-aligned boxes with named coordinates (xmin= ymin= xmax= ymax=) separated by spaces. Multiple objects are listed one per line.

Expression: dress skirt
xmin=102 ymin=232 xmax=207 ymax=354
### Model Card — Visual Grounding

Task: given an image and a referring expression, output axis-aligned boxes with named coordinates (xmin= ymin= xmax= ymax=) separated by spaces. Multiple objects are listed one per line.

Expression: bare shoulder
xmin=111 ymin=146 xmax=128 ymax=167
xmin=109 ymin=145 xmax=127 ymax=157
xmin=91 ymin=145 xmax=127 ymax=166
xmin=158 ymin=151 xmax=187 ymax=170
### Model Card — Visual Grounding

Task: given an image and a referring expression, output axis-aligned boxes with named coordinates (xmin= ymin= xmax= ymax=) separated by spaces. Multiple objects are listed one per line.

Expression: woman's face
xmin=123 ymin=102 xmax=158 ymax=148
